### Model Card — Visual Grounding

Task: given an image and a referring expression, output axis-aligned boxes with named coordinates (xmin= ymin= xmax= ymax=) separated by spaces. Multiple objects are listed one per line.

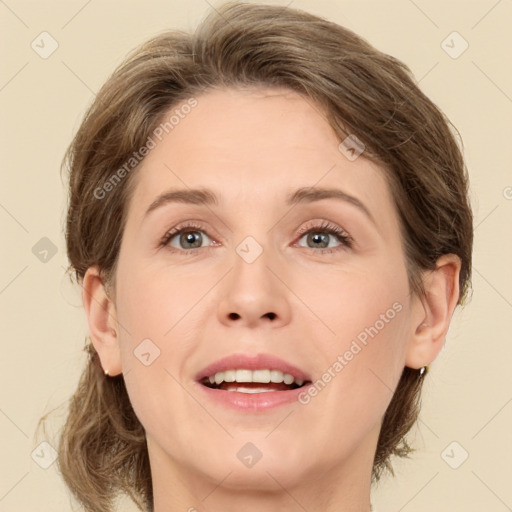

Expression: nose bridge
xmin=231 ymin=231 xmax=275 ymax=295
xmin=230 ymin=208 xmax=286 ymax=279
xmin=217 ymin=227 xmax=291 ymax=327
xmin=226 ymin=202 xmax=277 ymax=265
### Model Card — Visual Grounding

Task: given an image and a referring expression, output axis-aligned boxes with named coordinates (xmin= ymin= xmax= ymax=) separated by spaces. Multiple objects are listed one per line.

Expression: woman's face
xmin=111 ymin=87 xmax=420 ymax=492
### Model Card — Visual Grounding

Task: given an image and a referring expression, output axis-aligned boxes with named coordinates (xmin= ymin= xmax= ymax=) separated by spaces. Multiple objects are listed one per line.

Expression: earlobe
xmin=405 ymin=254 xmax=461 ymax=369
xmin=82 ymin=265 xmax=122 ymax=376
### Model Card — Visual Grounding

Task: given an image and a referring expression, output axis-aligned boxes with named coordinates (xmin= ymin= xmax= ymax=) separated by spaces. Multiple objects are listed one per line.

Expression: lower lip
xmin=196 ymin=382 xmax=310 ymax=411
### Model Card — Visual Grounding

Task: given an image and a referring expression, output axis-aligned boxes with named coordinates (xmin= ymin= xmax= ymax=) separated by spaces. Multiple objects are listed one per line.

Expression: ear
xmin=82 ymin=265 xmax=122 ymax=376
xmin=405 ymin=254 xmax=461 ymax=369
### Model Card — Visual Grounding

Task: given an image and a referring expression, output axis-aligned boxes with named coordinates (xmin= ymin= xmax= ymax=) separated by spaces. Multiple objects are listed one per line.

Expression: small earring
xmin=419 ymin=365 xmax=428 ymax=376
xmin=104 ymin=369 xmax=109 ymax=376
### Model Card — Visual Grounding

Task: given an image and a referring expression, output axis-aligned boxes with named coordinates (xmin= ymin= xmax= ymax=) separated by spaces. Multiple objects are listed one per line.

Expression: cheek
xmin=314 ymin=258 xmax=409 ymax=350
xmin=304 ymin=261 xmax=411 ymax=416
xmin=296 ymin=301 xmax=410 ymax=462
xmin=115 ymin=262 xmax=200 ymax=345
xmin=112 ymin=270 xmax=194 ymax=440
xmin=113 ymin=257 xmax=214 ymax=373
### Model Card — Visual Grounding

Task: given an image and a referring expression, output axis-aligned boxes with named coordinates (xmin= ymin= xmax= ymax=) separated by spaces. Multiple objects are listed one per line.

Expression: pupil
xmin=310 ymin=232 xmax=328 ymax=248
xmin=182 ymin=231 xmax=201 ymax=248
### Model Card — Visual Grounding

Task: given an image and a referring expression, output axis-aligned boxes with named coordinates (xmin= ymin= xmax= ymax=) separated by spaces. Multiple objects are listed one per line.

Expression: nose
xmin=216 ymin=243 xmax=292 ymax=329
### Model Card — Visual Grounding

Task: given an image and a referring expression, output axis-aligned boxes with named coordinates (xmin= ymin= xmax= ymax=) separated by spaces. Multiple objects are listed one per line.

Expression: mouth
xmin=200 ymin=369 xmax=310 ymax=393
xmin=195 ymin=353 xmax=312 ymax=407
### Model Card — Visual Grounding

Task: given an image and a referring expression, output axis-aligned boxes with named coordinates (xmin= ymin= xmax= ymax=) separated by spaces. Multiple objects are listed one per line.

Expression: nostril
xmin=228 ymin=313 xmax=240 ymax=320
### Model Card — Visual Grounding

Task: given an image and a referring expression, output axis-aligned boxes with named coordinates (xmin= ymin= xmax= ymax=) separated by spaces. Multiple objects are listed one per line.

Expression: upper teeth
xmin=208 ymin=369 xmax=303 ymax=387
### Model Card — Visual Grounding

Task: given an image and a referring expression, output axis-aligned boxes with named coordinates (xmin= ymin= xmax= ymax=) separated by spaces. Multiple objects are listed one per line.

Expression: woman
xmin=52 ymin=2 xmax=473 ymax=511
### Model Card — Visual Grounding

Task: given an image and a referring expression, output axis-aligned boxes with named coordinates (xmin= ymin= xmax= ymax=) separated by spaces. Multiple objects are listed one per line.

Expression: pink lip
xmin=196 ymin=381 xmax=312 ymax=411
xmin=194 ymin=353 xmax=312 ymax=412
xmin=195 ymin=352 xmax=311 ymax=382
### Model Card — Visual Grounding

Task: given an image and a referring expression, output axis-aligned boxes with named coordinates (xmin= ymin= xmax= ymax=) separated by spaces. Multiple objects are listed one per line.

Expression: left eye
xmin=296 ymin=230 xmax=343 ymax=250
xmin=294 ymin=221 xmax=353 ymax=253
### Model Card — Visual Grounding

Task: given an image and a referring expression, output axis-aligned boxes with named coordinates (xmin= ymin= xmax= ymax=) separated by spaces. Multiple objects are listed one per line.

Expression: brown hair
xmin=42 ymin=2 xmax=473 ymax=511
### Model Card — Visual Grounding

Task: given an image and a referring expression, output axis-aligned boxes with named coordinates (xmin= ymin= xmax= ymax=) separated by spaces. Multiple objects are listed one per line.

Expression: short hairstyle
xmin=51 ymin=2 xmax=473 ymax=511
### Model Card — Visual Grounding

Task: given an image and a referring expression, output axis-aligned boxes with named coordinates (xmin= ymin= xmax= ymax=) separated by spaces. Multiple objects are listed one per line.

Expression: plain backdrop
xmin=1 ymin=1 xmax=511 ymax=511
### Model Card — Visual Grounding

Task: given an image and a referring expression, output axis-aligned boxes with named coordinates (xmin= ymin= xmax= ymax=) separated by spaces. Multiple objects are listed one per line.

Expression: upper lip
xmin=195 ymin=353 xmax=312 ymax=382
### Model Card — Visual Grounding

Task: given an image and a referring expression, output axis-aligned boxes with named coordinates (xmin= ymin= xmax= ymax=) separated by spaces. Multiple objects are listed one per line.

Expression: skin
xmin=83 ymin=87 xmax=461 ymax=512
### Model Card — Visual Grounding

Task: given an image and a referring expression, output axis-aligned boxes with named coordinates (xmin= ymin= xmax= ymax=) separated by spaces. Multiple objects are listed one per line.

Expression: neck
xmin=148 ymin=433 xmax=376 ymax=512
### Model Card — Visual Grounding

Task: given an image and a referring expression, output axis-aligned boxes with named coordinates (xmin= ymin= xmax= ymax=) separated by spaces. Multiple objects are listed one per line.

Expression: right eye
xmin=160 ymin=222 xmax=218 ymax=253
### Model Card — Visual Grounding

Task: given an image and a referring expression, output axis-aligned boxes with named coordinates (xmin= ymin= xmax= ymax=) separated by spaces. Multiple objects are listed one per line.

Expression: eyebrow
xmin=144 ymin=186 xmax=375 ymax=225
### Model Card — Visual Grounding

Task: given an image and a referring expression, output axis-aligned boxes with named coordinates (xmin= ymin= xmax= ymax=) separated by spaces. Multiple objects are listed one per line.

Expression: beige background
xmin=1 ymin=0 xmax=511 ymax=510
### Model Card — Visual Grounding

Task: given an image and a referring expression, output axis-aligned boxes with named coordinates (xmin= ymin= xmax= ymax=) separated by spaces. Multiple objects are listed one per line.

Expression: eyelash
xmin=159 ymin=220 xmax=353 ymax=255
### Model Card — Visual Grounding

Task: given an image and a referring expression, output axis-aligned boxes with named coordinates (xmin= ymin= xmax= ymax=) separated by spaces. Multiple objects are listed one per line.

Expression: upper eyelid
xmin=162 ymin=220 xmax=352 ymax=248
xmin=165 ymin=220 xmax=346 ymax=236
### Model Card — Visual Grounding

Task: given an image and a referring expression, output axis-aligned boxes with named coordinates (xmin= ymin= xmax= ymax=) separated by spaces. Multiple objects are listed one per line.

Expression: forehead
xmin=127 ymin=87 xmax=394 ymax=225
